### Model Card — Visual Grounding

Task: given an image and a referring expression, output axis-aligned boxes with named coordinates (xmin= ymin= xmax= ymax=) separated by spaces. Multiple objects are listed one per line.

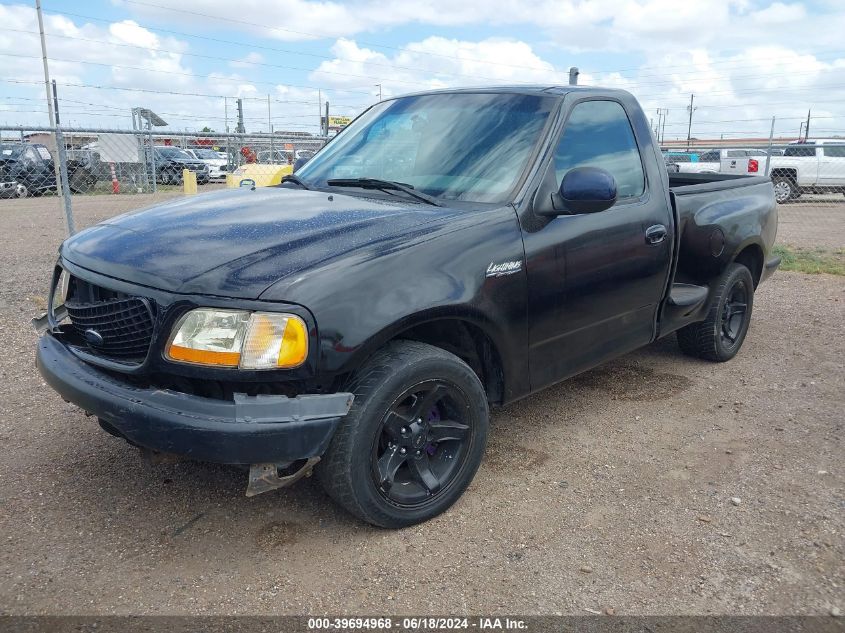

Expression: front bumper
xmin=36 ymin=334 xmax=353 ymax=465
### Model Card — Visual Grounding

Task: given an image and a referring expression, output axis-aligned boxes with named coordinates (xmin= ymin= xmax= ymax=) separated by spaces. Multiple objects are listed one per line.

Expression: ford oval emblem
xmin=83 ymin=329 xmax=104 ymax=346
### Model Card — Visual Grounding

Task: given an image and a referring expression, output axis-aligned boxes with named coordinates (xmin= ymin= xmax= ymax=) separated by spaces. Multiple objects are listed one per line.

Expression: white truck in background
xmin=764 ymin=140 xmax=845 ymax=203
xmin=678 ymin=148 xmax=768 ymax=175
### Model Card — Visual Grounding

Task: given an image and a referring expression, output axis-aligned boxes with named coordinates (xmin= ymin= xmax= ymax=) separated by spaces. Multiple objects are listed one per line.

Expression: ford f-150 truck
xmin=34 ymin=86 xmax=779 ymax=528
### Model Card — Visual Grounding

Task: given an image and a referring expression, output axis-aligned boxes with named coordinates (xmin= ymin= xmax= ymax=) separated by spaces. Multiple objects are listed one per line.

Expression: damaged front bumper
xmin=36 ymin=334 xmax=353 ymax=492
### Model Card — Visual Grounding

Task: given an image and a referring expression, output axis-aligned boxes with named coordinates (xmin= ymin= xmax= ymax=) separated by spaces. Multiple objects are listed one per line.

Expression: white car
xmin=184 ymin=148 xmax=229 ymax=180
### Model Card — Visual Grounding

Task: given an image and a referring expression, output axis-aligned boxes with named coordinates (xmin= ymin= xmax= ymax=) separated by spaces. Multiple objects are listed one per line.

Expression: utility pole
xmin=325 ymin=101 xmax=330 ymax=136
xmin=35 ymin=0 xmax=55 ymax=130
xmin=318 ymin=89 xmax=322 ymax=135
xmin=236 ymin=98 xmax=245 ymax=133
xmin=686 ymin=94 xmax=696 ymax=150
xmin=224 ymin=97 xmax=228 ymax=133
xmin=375 ymin=83 xmax=382 ymax=101
xmin=36 ymin=0 xmax=64 ymax=200
xmin=805 ymin=109 xmax=811 ymax=141
xmin=661 ymin=109 xmax=668 ymax=146
xmin=655 ymin=109 xmax=667 ymax=145
xmin=50 ymin=80 xmax=74 ymax=235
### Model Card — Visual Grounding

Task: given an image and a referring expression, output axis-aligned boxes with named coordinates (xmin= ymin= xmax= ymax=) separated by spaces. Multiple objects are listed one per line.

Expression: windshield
xmin=297 ymin=92 xmax=555 ymax=203
xmin=194 ymin=148 xmax=220 ymax=159
xmin=156 ymin=147 xmax=191 ymax=159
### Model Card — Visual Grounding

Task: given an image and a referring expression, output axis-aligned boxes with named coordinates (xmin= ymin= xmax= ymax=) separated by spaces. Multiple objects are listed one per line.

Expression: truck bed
xmin=668 ymin=171 xmax=771 ymax=193
xmin=668 ymin=172 xmax=777 ymax=289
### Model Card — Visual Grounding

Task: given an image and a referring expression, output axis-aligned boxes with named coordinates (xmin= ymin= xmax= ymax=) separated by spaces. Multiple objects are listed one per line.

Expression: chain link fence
xmin=0 ymin=126 xmax=327 ymax=233
xmin=1 ymin=125 xmax=843 ymax=259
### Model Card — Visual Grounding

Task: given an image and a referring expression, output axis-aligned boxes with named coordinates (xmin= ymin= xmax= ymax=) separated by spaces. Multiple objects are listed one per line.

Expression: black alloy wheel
xmin=720 ymin=279 xmax=749 ymax=350
xmin=318 ymin=341 xmax=489 ymax=528
xmin=677 ymin=262 xmax=755 ymax=362
xmin=372 ymin=380 xmax=472 ymax=508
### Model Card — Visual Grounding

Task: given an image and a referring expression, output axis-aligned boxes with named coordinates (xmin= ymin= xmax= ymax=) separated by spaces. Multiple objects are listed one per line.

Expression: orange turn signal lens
xmin=166 ymin=345 xmax=241 ymax=367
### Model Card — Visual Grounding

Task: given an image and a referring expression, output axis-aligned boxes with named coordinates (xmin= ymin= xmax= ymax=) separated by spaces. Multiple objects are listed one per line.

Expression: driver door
xmin=522 ymin=98 xmax=673 ymax=390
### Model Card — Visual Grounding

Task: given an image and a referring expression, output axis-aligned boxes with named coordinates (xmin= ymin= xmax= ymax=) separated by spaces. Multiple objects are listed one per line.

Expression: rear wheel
xmin=317 ymin=341 xmax=489 ymax=528
xmin=772 ymin=175 xmax=799 ymax=203
xmin=14 ymin=183 xmax=28 ymax=198
xmin=677 ymin=263 xmax=755 ymax=362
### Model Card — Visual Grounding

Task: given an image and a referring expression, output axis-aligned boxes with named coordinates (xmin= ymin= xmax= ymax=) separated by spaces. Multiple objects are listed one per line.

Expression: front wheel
xmin=317 ymin=341 xmax=489 ymax=528
xmin=677 ymin=263 xmax=755 ymax=362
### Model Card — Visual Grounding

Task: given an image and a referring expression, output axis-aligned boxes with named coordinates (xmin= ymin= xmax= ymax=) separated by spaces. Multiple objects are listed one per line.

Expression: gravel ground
xmin=776 ymin=195 xmax=845 ymax=250
xmin=0 ymin=192 xmax=842 ymax=616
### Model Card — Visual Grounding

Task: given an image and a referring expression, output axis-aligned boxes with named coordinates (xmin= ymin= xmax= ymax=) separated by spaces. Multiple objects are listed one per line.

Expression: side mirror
xmin=293 ymin=157 xmax=310 ymax=173
xmin=552 ymin=166 xmax=618 ymax=215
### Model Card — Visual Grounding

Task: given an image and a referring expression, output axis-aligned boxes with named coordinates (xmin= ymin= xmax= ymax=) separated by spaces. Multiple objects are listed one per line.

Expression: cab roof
xmin=399 ymin=85 xmax=633 ymax=99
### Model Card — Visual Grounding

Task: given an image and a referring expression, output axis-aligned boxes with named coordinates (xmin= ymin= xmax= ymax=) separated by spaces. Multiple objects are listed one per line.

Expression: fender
xmin=260 ymin=205 xmax=531 ymax=402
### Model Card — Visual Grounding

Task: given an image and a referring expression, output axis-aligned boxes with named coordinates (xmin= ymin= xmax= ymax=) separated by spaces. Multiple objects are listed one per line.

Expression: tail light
xmin=748 ymin=158 xmax=759 ymax=173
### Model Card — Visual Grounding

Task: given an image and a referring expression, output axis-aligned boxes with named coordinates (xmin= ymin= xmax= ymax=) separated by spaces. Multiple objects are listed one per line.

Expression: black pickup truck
xmin=34 ymin=86 xmax=778 ymax=528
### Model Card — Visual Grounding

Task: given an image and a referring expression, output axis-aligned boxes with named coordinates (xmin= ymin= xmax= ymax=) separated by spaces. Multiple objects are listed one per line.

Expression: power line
xmin=0 ymin=52 xmax=385 ymax=93
xmin=113 ymin=0 xmax=845 ymax=77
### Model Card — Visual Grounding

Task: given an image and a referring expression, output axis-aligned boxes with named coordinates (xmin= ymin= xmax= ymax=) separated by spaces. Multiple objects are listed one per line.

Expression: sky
xmin=0 ymin=0 xmax=844 ymax=140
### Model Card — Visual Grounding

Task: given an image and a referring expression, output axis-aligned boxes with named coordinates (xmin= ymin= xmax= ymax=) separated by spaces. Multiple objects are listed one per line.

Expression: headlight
xmin=52 ymin=268 xmax=70 ymax=310
xmin=166 ymin=308 xmax=308 ymax=369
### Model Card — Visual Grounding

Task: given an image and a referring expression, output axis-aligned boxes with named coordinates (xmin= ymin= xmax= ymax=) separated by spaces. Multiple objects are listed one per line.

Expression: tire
xmin=317 ymin=340 xmax=489 ymax=528
xmin=14 ymin=183 xmax=28 ymax=198
xmin=772 ymin=175 xmax=800 ymax=203
xmin=677 ymin=263 xmax=755 ymax=362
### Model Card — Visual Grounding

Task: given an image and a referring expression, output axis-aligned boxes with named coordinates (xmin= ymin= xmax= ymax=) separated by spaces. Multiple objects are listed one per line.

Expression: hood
xmin=61 ymin=187 xmax=461 ymax=299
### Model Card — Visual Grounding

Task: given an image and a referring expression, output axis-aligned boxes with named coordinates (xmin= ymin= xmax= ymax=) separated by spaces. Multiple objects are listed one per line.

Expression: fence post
xmin=764 ymin=116 xmax=775 ymax=177
xmin=54 ymin=126 xmax=75 ymax=235
xmin=149 ymin=128 xmax=157 ymax=193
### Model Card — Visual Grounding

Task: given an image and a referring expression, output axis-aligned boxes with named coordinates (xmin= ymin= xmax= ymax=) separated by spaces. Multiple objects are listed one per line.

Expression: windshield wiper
xmin=281 ymin=174 xmax=311 ymax=190
xmin=326 ymin=177 xmax=443 ymax=207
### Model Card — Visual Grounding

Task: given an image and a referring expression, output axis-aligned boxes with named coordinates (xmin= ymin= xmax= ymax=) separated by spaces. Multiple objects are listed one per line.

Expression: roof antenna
xmin=568 ymin=67 xmax=579 ymax=86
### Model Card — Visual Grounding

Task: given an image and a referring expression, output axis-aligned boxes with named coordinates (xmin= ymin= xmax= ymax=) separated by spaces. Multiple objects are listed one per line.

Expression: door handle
xmin=645 ymin=224 xmax=667 ymax=245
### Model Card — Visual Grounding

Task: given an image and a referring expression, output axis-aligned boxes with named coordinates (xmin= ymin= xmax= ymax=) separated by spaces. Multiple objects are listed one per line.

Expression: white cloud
xmin=229 ymin=52 xmax=264 ymax=69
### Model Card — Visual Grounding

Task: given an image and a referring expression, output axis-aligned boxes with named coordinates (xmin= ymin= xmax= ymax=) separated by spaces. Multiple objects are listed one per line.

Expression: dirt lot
xmin=0 ymin=192 xmax=842 ymax=616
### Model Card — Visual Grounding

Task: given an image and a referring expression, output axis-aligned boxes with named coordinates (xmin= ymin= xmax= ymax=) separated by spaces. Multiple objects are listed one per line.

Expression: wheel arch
xmin=338 ymin=312 xmax=509 ymax=407
xmin=732 ymin=241 xmax=765 ymax=287
xmin=770 ymin=167 xmax=798 ymax=180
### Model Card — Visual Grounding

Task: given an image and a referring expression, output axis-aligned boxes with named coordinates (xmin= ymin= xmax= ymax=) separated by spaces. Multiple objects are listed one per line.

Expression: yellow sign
xmin=328 ymin=116 xmax=352 ymax=128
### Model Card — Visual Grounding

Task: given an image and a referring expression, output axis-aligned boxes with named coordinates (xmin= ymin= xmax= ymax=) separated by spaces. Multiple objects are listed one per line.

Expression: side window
xmin=555 ymin=101 xmax=645 ymax=199
xmin=822 ymin=145 xmax=845 ymax=158
xmin=699 ymin=150 xmax=720 ymax=162
xmin=726 ymin=150 xmax=745 ymax=158
xmin=784 ymin=145 xmax=816 ymax=157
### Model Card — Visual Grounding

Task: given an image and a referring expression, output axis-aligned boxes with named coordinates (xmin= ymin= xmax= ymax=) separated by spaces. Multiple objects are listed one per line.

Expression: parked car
xmin=184 ymin=148 xmax=229 ymax=181
xmin=0 ymin=143 xmax=96 ymax=197
xmin=34 ymin=86 xmax=779 ymax=528
xmin=663 ymin=151 xmax=696 ymax=164
xmin=674 ymin=149 xmax=720 ymax=173
xmin=257 ymin=149 xmax=294 ymax=165
xmin=152 ymin=146 xmax=209 ymax=185
xmin=764 ymin=140 xmax=845 ymax=203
